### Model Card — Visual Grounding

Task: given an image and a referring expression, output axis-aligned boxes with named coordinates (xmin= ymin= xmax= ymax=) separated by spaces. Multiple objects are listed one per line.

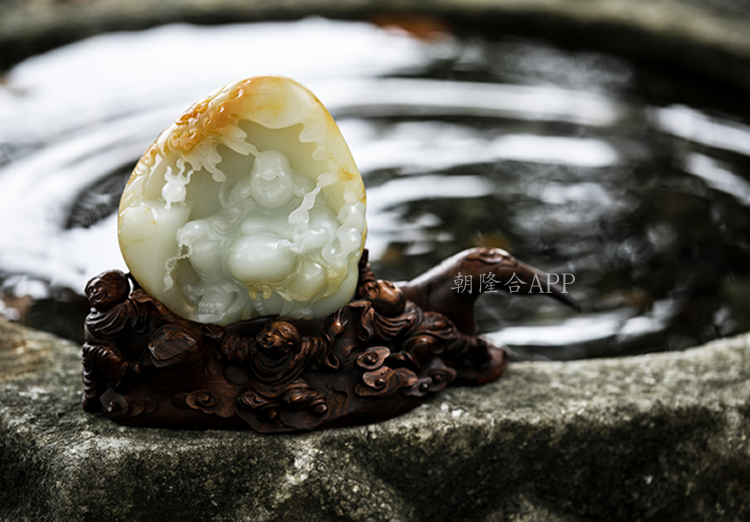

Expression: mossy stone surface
xmin=2 ymin=317 xmax=749 ymax=521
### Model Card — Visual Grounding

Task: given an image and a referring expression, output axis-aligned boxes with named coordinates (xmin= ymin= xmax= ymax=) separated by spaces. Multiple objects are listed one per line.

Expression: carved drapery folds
xmin=82 ymin=248 xmax=577 ymax=432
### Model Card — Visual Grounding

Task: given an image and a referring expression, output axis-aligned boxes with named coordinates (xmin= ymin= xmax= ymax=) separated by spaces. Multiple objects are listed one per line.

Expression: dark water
xmin=1 ymin=18 xmax=749 ymax=360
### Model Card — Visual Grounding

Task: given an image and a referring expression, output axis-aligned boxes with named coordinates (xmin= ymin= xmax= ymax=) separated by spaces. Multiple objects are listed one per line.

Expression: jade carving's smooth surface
xmin=118 ymin=76 xmax=367 ymax=326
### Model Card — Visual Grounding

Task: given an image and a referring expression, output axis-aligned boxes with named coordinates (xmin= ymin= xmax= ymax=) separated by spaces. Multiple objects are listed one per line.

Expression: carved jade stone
xmin=118 ymin=76 xmax=366 ymax=326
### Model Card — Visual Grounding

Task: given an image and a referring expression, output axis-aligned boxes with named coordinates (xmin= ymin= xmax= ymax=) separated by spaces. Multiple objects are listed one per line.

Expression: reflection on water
xmin=1 ymin=18 xmax=749 ymax=360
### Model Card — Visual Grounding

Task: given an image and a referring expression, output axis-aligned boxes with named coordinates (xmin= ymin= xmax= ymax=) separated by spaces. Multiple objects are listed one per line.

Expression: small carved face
xmin=248 ymin=151 xmax=296 ymax=210
xmin=256 ymin=320 xmax=301 ymax=355
xmin=360 ymin=280 xmax=405 ymax=314
xmin=85 ymin=271 xmax=129 ymax=310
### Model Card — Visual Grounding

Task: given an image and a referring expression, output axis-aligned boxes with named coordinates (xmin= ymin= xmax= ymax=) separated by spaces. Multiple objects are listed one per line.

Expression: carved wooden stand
xmin=81 ymin=248 xmax=579 ymax=432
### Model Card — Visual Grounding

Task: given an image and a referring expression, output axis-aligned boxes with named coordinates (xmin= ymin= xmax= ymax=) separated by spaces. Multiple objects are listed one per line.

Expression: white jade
xmin=118 ymin=76 xmax=366 ymax=325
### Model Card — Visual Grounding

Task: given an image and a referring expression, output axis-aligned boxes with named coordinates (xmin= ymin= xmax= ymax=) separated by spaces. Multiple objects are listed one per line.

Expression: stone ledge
xmin=1 ymin=316 xmax=749 ymax=521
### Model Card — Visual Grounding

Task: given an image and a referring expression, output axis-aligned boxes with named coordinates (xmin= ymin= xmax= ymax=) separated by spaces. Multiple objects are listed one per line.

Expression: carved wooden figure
xmin=82 ymin=248 xmax=579 ymax=432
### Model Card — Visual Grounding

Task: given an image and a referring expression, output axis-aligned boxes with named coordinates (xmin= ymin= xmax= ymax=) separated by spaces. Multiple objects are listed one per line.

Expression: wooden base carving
xmin=81 ymin=248 xmax=580 ymax=432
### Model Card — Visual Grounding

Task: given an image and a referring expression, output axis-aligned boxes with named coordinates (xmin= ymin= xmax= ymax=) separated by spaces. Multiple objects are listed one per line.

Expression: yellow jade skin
xmin=118 ymin=76 xmax=367 ymax=326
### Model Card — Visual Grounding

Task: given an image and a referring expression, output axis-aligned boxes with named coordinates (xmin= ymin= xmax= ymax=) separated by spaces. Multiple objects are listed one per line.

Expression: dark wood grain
xmin=81 ymin=248 xmax=579 ymax=432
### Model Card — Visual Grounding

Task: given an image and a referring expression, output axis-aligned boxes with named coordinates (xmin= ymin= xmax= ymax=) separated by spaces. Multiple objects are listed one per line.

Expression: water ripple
xmin=1 ymin=18 xmax=749 ymax=358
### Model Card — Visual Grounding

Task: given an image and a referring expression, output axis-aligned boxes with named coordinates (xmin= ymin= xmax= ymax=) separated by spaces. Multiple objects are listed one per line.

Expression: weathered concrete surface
xmin=2 ymin=316 xmax=749 ymax=522
xmin=4 ymin=0 xmax=750 ymax=94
